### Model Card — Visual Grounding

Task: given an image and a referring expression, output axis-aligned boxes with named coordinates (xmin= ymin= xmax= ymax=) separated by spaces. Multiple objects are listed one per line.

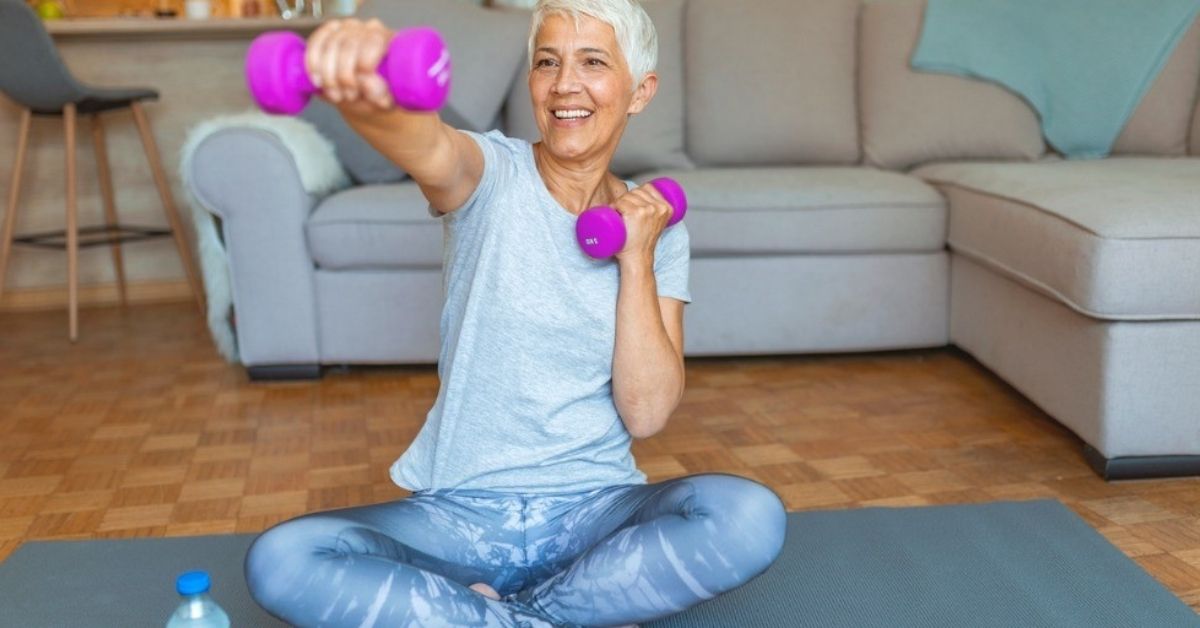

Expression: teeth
xmin=554 ymin=109 xmax=592 ymax=119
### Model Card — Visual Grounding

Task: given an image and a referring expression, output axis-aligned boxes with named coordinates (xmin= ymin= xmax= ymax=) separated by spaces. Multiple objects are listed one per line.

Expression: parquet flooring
xmin=1 ymin=302 xmax=1198 ymax=612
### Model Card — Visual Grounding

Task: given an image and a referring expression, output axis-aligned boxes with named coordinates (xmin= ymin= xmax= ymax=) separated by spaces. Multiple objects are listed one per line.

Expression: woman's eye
xmin=535 ymin=59 xmax=557 ymax=68
xmin=586 ymin=58 xmax=606 ymax=66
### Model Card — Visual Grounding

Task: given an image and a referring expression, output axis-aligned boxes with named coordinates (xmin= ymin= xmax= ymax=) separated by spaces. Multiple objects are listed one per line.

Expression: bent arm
xmin=612 ymin=259 xmax=686 ymax=439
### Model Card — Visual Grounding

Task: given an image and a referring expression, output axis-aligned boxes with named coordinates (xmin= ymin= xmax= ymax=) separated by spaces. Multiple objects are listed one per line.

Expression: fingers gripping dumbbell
xmin=575 ymin=178 xmax=687 ymax=259
xmin=245 ymin=27 xmax=451 ymax=115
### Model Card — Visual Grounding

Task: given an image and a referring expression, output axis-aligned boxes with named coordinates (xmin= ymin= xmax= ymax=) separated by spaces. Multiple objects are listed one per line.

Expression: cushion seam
xmin=927 ymin=178 xmax=1200 ymax=241
xmin=687 ymin=202 xmax=944 ymax=213
xmin=950 ymin=246 xmax=1200 ymax=321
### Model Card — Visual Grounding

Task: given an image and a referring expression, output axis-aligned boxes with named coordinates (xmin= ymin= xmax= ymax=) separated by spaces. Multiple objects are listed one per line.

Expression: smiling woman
xmin=241 ymin=2 xmax=786 ymax=626
xmin=528 ymin=8 xmax=658 ymax=193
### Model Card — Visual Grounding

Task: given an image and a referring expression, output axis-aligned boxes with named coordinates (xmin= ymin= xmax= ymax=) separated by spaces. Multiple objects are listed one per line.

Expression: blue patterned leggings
xmin=244 ymin=473 xmax=786 ymax=627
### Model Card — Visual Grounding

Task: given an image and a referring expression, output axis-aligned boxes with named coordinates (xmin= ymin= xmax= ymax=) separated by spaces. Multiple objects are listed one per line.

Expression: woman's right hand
xmin=305 ymin=18 xmax=396 ymax=116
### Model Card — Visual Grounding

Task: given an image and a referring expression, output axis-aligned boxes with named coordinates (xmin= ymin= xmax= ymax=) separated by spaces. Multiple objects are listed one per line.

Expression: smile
xmin=553 ymin=109 xmax=593 ymax=120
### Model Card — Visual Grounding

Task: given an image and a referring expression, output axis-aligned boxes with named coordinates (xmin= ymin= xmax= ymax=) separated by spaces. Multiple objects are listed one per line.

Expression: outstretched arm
xmin=305 ymin=18 xmax=482 ymax=214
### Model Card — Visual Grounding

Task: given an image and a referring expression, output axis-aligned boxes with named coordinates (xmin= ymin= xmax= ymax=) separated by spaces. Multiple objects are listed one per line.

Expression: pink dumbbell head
xmin=245 ymin=27 xmax=451 ymax=115
xmin=575 ymin=177 xmax=687 ymax=260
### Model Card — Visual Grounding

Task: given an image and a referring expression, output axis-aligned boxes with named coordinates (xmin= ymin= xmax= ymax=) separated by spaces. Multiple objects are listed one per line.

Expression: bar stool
xmin=0 ymin=0 xmax=205 ymax=341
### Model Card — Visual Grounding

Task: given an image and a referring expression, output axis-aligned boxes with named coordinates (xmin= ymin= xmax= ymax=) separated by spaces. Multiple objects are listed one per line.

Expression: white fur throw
xmin=179 ymin=110 xmax=351 ymax=362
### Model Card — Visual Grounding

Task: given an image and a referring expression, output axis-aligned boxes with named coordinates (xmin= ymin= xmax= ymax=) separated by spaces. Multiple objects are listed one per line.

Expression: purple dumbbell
xmin=245 ymin=27 xmax=451 ymax=115
xmin=575 ymin=177 xmax=687 ymax=259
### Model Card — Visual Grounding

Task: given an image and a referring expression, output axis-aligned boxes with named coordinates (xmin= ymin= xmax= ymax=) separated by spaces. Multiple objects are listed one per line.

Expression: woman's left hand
xmin=611 ymin=183 xmax=673 ymax=265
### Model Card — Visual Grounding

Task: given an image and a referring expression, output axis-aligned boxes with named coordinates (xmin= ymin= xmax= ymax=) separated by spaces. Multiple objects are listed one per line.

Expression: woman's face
xmin=529 ymin=14 xmax=655 ymax=163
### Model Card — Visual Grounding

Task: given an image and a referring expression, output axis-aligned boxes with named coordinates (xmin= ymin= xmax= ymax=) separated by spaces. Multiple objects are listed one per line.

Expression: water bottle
xmin=166 ymin=570 xmax=231 ymax=628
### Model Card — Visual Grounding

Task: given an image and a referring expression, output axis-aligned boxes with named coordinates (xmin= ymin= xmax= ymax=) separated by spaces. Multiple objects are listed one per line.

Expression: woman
xmin=244 ymin=1 xmax=786 ymax=626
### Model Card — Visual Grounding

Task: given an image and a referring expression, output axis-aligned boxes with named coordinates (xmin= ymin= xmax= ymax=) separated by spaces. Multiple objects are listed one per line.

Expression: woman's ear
xmin=627 ymin=72 xmax=659 ymax=116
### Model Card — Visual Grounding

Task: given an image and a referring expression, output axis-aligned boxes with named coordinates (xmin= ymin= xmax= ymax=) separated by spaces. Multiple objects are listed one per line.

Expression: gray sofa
xmin=185 ymin=0 xmax=1200 ymax=479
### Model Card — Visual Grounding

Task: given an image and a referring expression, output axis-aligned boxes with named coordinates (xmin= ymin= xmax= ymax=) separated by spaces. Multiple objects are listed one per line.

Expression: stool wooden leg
xmin=65 ymin=103 xmax=79 ymax=342
xmin=91 ymin=113 xmax=127 ymax=307
xmin=129 ymin=102 xmax=205 ymax=315
xmin=0 ymin=108 xmax=32 ymax=306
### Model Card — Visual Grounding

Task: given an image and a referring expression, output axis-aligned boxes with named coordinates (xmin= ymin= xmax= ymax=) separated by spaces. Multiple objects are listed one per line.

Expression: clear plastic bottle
xmin=166 ymin=570 xmax=231 ymax=628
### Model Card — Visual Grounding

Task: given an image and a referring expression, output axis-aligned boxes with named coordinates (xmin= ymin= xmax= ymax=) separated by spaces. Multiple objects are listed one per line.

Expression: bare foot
xmin=469 ymin=582 xmax=500 ymax=600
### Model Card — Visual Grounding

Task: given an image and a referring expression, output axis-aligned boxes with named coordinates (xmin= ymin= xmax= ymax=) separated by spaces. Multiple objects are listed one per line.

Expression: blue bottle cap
xmin=176 ymin=570 xmax=211 ymax=596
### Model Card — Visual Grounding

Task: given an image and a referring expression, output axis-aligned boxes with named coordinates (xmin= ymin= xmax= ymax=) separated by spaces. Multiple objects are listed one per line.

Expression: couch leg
xmin=1084 ymin=444 xmax=1200 ymax=480
xmin=246 ymin=364 xmax=322 ymax=381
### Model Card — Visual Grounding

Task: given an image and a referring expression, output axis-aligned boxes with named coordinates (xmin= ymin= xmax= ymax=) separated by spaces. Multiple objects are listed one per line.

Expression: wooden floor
xmin=2 ymin=302 xmax=1199 ymax=611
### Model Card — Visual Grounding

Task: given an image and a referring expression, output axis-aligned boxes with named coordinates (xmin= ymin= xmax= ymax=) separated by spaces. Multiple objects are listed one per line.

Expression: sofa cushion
xmin=307 ymin=183 xmax=443 ymax=270
xmin=503 ymin=0 xmax=693 ymax=177
xmin=638 ymin=167 xmax=946 ymax=255
xmin=915 ymin=158 xmax=1200 ymax=320
xmin=859 ymin=0 xmax=1045 ymax=171
xmin=685 ymin=0 xmax=860 ymax=166
xmin=861 ymin=2 xmax=1200 ymax=168
xmin=1111 ymin=16 xmax=1200 ymax=157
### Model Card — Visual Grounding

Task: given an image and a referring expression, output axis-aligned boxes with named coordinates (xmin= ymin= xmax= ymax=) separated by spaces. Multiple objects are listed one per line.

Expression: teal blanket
xmin=911 ymin=0 xmax=1200 ymax=159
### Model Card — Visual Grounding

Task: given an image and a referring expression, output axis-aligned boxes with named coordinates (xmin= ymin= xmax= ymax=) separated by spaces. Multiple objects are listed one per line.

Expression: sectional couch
xmin=184 ymin=0 xmax=1200 ymax=479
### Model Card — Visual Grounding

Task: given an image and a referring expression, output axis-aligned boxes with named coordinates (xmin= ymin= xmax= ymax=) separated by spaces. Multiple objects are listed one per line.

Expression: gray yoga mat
xmin=0 ymin=499 xmax=1195 ymax=627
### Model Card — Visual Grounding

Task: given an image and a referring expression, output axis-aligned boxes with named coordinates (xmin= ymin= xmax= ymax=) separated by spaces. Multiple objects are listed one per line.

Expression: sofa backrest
xmin=684 ymin=0 xmax=861 ymax=167
xmin=1111 ymin=15 xmax=1200 ymax=157
xmin=859 ymin=0 xmax=1045 ymax=171
xmin=860 ymin=0 xmax=1200 ymax=171
xmin=342 ymin=0 xmax=1200 ymax=180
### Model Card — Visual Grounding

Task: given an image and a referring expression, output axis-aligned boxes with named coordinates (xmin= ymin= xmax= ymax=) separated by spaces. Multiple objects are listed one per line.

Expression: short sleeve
xmin=653 ymin=222 xmax=691 ymax=303
xmin=429 ymin=129 xmax=513 ymax=219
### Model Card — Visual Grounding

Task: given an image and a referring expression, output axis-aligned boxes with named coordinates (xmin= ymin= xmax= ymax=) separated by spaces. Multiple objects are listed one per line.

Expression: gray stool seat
xmin=0 ymin=1 xmax=159 ymax=116
xmin=58 ymin=85 xmax=160 ymax=117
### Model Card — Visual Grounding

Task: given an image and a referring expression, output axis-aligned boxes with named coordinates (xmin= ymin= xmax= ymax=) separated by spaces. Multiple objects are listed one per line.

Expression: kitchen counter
xmin=45 ymin=16 xmax=328 ymax=39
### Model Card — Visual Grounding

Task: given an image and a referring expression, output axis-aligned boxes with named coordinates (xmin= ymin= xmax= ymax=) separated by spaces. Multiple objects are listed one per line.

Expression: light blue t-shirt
xmin=391 ymin=130 xmax=691 ymax=494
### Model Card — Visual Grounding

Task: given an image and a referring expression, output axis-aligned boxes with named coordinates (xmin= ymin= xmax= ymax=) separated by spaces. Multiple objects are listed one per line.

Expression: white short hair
xmin=528 ymin=0 xmax=658 ymax=86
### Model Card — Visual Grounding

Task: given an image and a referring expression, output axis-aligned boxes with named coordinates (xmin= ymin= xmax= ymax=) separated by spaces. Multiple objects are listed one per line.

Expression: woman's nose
xmin=552 ymin=66 xmax=582 ymax=94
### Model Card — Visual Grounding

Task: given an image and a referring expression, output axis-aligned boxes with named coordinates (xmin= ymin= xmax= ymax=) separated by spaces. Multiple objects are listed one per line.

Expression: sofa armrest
xmin=185 ymin=122 xmax=349 ymax=368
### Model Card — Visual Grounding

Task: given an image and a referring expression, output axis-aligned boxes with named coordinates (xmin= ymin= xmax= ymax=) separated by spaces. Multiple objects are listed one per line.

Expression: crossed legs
xmin=245 ymin=474 xmax=786 ymax=627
